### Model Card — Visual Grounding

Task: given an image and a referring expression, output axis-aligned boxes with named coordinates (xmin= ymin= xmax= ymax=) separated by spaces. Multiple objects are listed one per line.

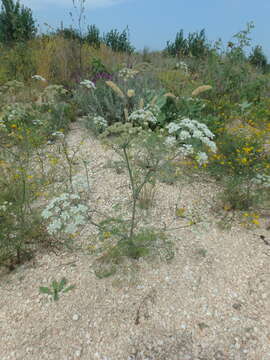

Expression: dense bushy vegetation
xmin=0 ymin=0 xmax=36 ymax=43
xmin=0 ymin=0 xmax=270 ymax=275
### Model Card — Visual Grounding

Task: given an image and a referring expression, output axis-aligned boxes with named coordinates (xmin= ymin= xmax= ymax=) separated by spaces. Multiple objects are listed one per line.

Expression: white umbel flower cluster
xmin=166 ymin=118 xmax=217 ymax=153
xmin=175 ymin=61 xmax=189 ymax=74
xmin=80 ymin=80 xmax=96 ymax=90
xmin=196 ymin=151 xmax=209 ymax=165
xmin=179 ymin=144 xmax=194 ymax=156
xmin=165 ymin=117 xmax=217 ymax=166
xmin=41 ymin=192 xmax=89 ymax=236
xmin=252 ymin=173 xmax=270 ymax=188
xmin=128 ymin=109 xmax=158 ymax=126
xmin=92 ymin=115 xmax=108 ymax=130
xmin=32 ymin=75 xmax=47 ymax=82
xmin=118 ymin=67 xmax=139 ymax=81
xmin=164 ymin=136 xmax=177 ymax=147
xmin=0 ymin=201 xmax=12 ymax=213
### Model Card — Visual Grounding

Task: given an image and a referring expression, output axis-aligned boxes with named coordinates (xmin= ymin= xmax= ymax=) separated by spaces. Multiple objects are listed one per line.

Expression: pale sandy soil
xmin=1 ymin=123 xmax=270 ymax=360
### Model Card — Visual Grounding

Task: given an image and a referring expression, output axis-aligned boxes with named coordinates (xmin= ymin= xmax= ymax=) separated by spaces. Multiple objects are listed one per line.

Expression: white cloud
xmin=21 ymin=0 xmax=129 ymax=11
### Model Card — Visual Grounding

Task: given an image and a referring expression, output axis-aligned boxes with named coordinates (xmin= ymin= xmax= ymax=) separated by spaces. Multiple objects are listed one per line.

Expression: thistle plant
xmin=39 ymin=277 xmax=75 ymax=301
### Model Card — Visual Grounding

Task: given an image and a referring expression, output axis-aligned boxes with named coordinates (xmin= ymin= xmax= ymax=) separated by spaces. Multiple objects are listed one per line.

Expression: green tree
xmin=0 ymin=0 xmax=36 ymax=44
xmin=85 ymin=24 xmax=101 ymax=48
xmin=103 ymin=27 xmax=134 ymax=53
xmin=249 ymin=45 xmax=268 ymax=71
xmin=165 ymin=29 xmax=210 ymax=57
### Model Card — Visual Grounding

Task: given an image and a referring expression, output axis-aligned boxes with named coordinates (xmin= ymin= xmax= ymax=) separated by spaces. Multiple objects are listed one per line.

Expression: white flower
xmin=32 ymin=75 xmax=46 ymax=82
xmin=196 ymin=151 xmax=208 ymax=165
xmin=176 ymin=61 xmax=189 ymax=73
xmin=252 ymin=174 xmax=270 ymax=187
xmin=41 ymin=208 xmax=52 ymax=219
xmin=118 ymin=68 xmax=139 ymax=81
xmin=179 ymin=130 xmax=191 ymax=141
xmin=166 ymin=118 xmax=217 ymax=153
xmin=92 ymin=115 xmax=108 ymax=130
xmin=129 ymin=109 xmax=158 ymax=125
xmin=164 ymin=136 xmax=177 ymax=147
xmin=80 ymin=80 xmax=96 ymax=90
xmin=179 ymin=144 xmax=194 ymax=156
xmin=166 ymin=122 xmax=181 ymax=134
xmin=52 ymin=131 xmax=65 ymax=138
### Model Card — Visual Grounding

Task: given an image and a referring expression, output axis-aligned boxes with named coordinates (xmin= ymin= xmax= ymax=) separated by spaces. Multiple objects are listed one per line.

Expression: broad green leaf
xmin=39 ymin=287 xmax=52 ymax=295
xmin=53 ymin=291 xmax=59 ymax=301
xmin=58 ymin=277 xmax=67 ymax=291
xmin=52 ymin=280 xmax=58 ymax=291
xmin=62 ymin=285 xmax=75 ymax=293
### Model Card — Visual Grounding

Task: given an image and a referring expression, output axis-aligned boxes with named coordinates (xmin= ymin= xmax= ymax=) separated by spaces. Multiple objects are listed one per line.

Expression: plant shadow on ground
xmin=92 ymin=226 xmax=174 ymax=279
xmin=129 ymin=330 xmax=228 ymax=360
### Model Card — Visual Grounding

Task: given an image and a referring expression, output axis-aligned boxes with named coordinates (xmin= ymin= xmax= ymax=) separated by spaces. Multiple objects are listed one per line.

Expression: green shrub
xmin=103 ymin=27 xmax=134 ymax=54
xmin=165 ymin=29 xmax=210 ymax=58
xmin=85 ymin=25 xmax=101 ymax=48
xmin=0 ymin=0 xmax=37 ymax=44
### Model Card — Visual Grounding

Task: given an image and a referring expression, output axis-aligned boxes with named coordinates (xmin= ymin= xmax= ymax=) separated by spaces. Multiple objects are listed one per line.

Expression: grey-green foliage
xmin=0 ymin=0 xmax=37 ymax=44
xmin=55 ymin=27 xmax=81 ymax=41
xmin=39 ymin=278 xmax=75 ymax=301
xmin=74 ymin=72 xmax=165 ymax=127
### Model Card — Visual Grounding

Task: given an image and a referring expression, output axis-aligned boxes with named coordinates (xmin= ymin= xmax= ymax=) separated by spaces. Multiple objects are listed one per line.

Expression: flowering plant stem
xmin=123 ymin=145 xmax=156 ymax=240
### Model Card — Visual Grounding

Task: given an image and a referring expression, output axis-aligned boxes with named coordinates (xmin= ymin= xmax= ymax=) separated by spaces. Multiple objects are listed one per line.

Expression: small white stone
xmin=72 ymin=314 xmax=80 ymax=321
xmin=75 ymin=349 xmax=82 ymax=357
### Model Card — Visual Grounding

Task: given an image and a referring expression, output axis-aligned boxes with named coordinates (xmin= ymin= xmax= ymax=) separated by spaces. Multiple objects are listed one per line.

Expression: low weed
xmin=39 ymin=277 xmax=75 ymax=301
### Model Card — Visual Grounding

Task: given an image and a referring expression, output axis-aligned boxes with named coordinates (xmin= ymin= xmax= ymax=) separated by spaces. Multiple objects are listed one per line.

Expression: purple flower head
xmin=91 ymin=72 xmax=113 ymax=84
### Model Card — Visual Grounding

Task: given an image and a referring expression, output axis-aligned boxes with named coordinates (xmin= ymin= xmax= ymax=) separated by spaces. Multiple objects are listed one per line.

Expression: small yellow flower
xmin=103 ymin=231 xmax=111 ymax=239
xmin=175 ymin=208 xmax=186 ymax=218
xmin=242 ymin=146 xmax=253 ymax=154
xmin=223 ymin=203 xmax=232 ymax=211
xmin=252 ymin=219 xmax=260 ymax=226
xmin=127 ymin=89 xmax=135 ymax=98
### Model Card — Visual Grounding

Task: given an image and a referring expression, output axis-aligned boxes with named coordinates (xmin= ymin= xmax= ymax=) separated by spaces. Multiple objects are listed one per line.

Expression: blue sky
xmin=21 ymin=0 xmax=270 ymax=58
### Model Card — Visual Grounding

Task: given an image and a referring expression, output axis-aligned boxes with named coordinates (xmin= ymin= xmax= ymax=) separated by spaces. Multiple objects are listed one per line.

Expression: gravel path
xmin=1 ymin=123 xmax=270 ymax=360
